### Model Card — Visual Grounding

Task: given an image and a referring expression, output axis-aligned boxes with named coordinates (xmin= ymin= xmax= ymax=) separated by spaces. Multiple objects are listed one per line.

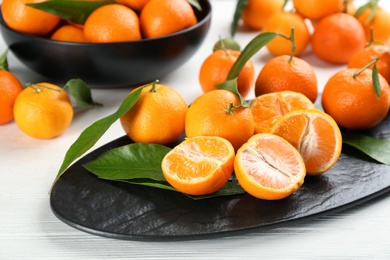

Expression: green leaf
xmin=353 ymin=2 xmax=371 ymax=18
xmin=0 ymin=49 xmax=9 ymax=71
xmin=216 ymin=32 xmax=279 ymax=104
xmin=227 ymin=32 xmax=279 ymax=81
xmin=188 ymin=181 xmax=245 ymax=200
xmin=231 ymin=0 xmax=248 ymax=37
xmin=188 ymin=0 xmax=202 ymax=12
xmin=26 ymin=0 xmax=114 ymax=25
xmin=120 ymin=178 xmax=177 ymax=192
xmin=63 ymin=78 xmax=101 ymax=107
xmin=50 ymin=86 xmax=143 ymax=191
xmin=372 ymin=63 xmax=381 ymax=97
xmin=365 ymin=0 xmax=378 ymax=24
xmin=342 ymin=132 xmax=390 ymax=165
xmin=83 ymin=143 xmax=171 ymax=181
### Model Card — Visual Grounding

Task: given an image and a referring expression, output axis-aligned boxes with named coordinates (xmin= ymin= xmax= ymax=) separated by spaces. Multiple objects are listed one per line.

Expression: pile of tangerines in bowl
xmin=0 ymin=0 xmax=211 ymax=87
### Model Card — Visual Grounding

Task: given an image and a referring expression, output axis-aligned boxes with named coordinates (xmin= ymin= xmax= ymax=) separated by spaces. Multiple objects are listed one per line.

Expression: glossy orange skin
xmin=185 ymin=89 xmax=255 ymax=151
xmin=322 ymin=68 xmax=390 ymax=130
xmin=255 ymin=55 xmax=318 ymax=103
xmin=13 ymin=83 xmax=73 ymax=139
xmin=120 ymin=84 xmax=188 ymax=145
xmin=0 ymin=70 xmax=23 ymax=125
xmin=311 ymin=13 xmax=366 ymax=64
xmin=1 ymin=0 xmax=60 ymax=35
xmin=84 ymin=4 xmax=142 ymax=43
xmin=140 ymin=0 xmax=197 ymax=39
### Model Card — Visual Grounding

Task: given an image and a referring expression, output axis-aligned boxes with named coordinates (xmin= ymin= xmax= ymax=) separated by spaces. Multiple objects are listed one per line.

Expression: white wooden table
xmin=1 ymin=0 xmax=390 ymax=259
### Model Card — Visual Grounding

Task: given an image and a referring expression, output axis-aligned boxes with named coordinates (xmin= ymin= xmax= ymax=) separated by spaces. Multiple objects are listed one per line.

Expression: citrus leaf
xmin=0 ymin=48 xmax=9 ymax=71
xmin=353 ymin=2 xmax=371 ymax=18
xmin=227 ymin=32 xmax=279 ymax=81
xmin=188 ymin=0 xmax=201 ymax=12
xmin=83 ymin=143 xmax=171 ymax=181
xmin=120 ymin=179 xmax=178 ymax=191
xmin=372 ymin=63 xmax=381 ymax=97
xmin=231 ymin=0 xmax=248 ymax=37
xmin=365 ymin=0 xmax=378 ymax=24
xmin=188 ymin=181 xmax=245 ymax=200
xmin=26 ymin=0 xmax=114 ymax=25
xmin=216 ymin=32 xmax=279 ymax=104
xmin=342 ymin=132 xmax=390 ymax=165
xmin=51 ymin=87 xmax=143 ymax=192
xmin=64 ymin=78 xmax=101 ymax=107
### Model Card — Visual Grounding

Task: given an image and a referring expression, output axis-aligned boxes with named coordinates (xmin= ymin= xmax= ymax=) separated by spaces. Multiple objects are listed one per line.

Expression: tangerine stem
xmin=352 ymin=57 xmax=380 ymax=78
xmin=145 ymin=79 xmax=159 ymax=92
xmin=288 ymin=27 xmax=296 ymax=63
xmin=225 ymin=102 xmax=235 ymax=115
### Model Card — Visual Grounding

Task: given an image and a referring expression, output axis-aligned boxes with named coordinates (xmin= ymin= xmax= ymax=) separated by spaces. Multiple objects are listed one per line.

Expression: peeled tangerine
xmin=161 ymin=136 xmax=235 ymax=196
xmin=234 ymin=133 xmax=306 ymax=200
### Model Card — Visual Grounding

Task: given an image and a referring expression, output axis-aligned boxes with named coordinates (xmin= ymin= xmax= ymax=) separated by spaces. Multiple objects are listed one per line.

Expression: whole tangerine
xmin=140 ymin=0 xmax=197 ymax=39
xmin=322 ymin=68 xmax=390 ymax=130
xmin=311 ymin=13 xmax=366 ymax=64
xmin=199 ymin=49 xmax=255 ymax=99
xmin=1 ymin=0 xmax=61 ymax=35
xmin=13 ymin=82 xmax=74 ymax=139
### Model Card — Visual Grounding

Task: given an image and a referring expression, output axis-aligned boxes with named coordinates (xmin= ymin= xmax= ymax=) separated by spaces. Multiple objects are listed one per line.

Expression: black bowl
xmin=0 ymin=0 xmax=211 ymax=88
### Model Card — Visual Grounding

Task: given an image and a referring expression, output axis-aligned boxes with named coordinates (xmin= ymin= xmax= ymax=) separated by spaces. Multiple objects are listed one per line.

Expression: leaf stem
xmin=147 ymin=79 xmax=159 ymax=93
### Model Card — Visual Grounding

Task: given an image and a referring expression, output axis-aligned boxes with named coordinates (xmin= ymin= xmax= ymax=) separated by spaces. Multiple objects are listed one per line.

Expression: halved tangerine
xmin=234 ymin=133 xmax=306 ymax=200
xmin=161 ymin=136 xmax=235 ymax=196
xmin=271 ymin=109 xmax=342 ymax=175
xmin=250 ymin=91 xmax=316 ymax=134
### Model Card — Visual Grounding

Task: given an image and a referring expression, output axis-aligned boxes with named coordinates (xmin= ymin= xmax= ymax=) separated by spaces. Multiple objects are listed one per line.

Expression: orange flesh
xmin=271 ymin=110 xmax=342 ymax=174
xmin=238 ymin=136 xmax=304 ymax=189
xmin=163 ymin=137 xmax=231 ymax=182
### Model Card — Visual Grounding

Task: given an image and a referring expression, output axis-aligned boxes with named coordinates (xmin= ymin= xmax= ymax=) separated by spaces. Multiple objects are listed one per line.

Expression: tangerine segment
xmin=271 ymin=110 xmax=342 ymax=176
xmin=234 ymin=133 xmax=306 ymax=200
xmin=250 ymin=91 xmax=315 ymax=134
xmin=162 ymin=136 xmax=235 ymax=196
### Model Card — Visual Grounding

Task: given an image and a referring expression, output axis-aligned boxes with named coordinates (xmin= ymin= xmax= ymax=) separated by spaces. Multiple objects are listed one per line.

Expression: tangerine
xmin=255 ymin=55 xmax=318 ymax=103
xmin=263 ymin=11 xmax=310 ymax=57
xmin=356 ymin=6 xmax=390 ymax=44
xmin=234 ymin=133 xmax=306 ymax=200
xmin=116 ymin=0 xmax=151 ymax=11
xmin=311 ymin=13 xmax=366 ymax=64
xmin=185 ymin=89 xmax=255 ymax=151
xmin=348 ymin=44 xmax=390 ymax=84
xmin=83 ymin=4 xmax=142 ymax=43
xmin=250 ymin=91 xmax=315 ymax=134
xmin=1 ymin=0 xmax=61 ymax=35
xmin=271 ymin=109 xmax=342 ymax=175
xmin=199 ymin=49 xmax=255 ymax=98
xmin=140 ymin=0 xmax=197 ymax=39
xmin=120 ymin=82 xmax=188 ymax=145
xmin=241 ymin=0 xmax=284 ymax=30
xmin=0 ymin=70 xmax=23 ymax=125
xmin=50 ymin=25 xmax=87 ymax=43
xmin=161 ymin=136 xmax=235 ymax=196
xmin=13 ymin=83 xmax=73 ymax=139
xmin=292 ymin=0 xmax=343 ymax=21
xmin=321 ymin=68 xmax=390 ymax=130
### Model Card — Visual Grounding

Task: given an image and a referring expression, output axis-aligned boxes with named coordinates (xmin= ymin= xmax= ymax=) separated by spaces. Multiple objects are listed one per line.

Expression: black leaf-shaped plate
xmin=50 ymin=114 xmax=390 ymax=241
